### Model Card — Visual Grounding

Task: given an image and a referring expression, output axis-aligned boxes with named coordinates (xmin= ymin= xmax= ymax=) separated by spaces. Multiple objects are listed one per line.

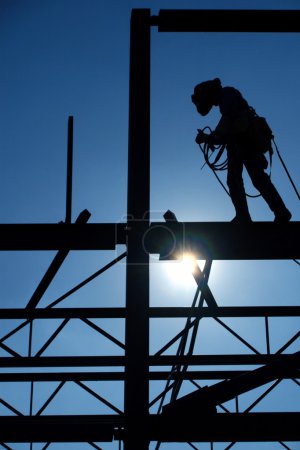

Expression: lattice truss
xmin=0 ymin=245 xmax=299 ymax=449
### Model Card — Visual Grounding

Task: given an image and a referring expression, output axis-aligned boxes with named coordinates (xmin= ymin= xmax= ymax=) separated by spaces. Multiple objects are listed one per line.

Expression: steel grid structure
xmin=0 ymin=8 xmax=300 ymax=450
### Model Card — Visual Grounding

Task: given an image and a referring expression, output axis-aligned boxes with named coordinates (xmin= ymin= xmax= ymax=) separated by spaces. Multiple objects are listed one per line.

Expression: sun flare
xmin=165 ymin=253 xmax=204 ymax=285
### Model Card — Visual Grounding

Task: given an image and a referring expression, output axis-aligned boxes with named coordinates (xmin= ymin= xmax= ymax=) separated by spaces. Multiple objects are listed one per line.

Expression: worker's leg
xmin=245 ymin=152 xmax=292 ymax=222
xmin=227 ymin=146 xmax=252 ymax=222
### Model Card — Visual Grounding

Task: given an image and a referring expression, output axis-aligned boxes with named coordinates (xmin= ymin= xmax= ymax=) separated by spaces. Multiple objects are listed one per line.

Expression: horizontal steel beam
xmin=0 ymin=369 xmax=298 ymax=382
xmin=151 ymin=412 xmax=300 ymax=442
xmin=1 ymin=413 xmax=299 ymax=442
xmin=0 ymin=356 xmax=125 ymax=367
xmin=1 ymin=306 xmax=299 ymax=319
xmin=154 ymin=9 xmax=300 ymax=32
xmin=1 ymin=221 xmax=299 ymax=259
xmin=0 ymin=307 xmax=127 ymax=319
xmin=0 ymin=223 xmax=126 ymax=250
xmin=149 ymin=306 xmax=300 ymax=318
xmin=0 ymin=354 xmax=294 ymax=367
xmin=145 ymin=221 xmax=300 ymax=260
xmin=0 ymin=371 xmax=126 ymax=382
xmin=151 ymin=354 xmax=296 ymax=366
xmin=0 ymin=415 xmax=122 ymax=442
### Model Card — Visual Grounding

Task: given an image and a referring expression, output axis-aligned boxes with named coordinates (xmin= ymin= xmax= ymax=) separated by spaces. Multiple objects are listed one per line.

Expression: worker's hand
xmin=195 ymin=130 xmax=208 ymax=144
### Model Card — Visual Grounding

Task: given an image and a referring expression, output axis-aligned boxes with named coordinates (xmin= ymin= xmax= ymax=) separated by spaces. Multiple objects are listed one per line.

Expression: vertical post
xmin=125 ymin=9 xmax=151 ymax=450
xmin=29 ymin=320 xmax=34 ymax=450
xmin=265 ymin=316 xmax=270 ymax=354
xmin=66 ymin=115 xmax=73 ymax=224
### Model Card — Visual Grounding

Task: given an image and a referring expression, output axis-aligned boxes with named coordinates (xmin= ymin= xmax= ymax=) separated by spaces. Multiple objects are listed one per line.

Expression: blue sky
xmin=0 ymin=0 xmax=300 ymax=449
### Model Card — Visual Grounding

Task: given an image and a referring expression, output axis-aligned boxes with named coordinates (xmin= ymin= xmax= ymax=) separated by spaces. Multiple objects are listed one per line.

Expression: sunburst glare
xmin=164 ymin=252 xmax=205 ymax=286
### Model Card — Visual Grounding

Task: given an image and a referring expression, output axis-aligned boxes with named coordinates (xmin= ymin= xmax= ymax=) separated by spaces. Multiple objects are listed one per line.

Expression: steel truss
xmin=0 ymin=7 xmax=300 ymax=450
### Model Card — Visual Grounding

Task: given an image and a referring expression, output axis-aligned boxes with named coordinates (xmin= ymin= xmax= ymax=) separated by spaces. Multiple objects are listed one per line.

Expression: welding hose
xmin=197 ymin=128 xmax=261 ymax=198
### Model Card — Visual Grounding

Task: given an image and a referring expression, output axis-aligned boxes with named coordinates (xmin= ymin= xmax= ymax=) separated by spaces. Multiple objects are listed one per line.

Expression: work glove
xmin=195 ymin=129 xmax=208 ymax=145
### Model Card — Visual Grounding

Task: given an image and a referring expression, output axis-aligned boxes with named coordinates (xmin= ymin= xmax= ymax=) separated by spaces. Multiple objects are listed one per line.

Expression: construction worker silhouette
xmin=192 ymin=78 xmax=292 ymax=223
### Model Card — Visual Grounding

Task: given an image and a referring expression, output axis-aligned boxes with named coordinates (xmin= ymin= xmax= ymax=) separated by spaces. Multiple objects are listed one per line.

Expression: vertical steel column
xmin=125 ymin=8 xmax=151 ymax=450
xmin=66 ymin=115 xmax=73 ymax=224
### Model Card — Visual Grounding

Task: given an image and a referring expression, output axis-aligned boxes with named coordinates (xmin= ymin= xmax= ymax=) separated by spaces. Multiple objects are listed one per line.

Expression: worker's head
xmin=191 ymin=78 xmax=222 ymax=116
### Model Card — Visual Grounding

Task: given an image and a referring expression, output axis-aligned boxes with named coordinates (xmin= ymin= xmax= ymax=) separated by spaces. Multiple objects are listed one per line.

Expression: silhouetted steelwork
xmin=0 ymin=222 xmax=126 ymax=250
xmin=66 ymin=115 xmax=73 ymax=223
xmin=0 ymin=413 xmax=299 ymax=442
xmin=163 ymin=211 xmax=217 ymax=310
xmin=0 ymin=415 xmax=120 ymax=442
xmin=0 ymin=7 xmax=299 ymax=450
xmin=0 ymin=353 xmax=297 ymax=368
xmin=0 ymin=369 xmax=298 ymax=382
xmin=26 ymin=209 xmax=91 ymax=309
xmin=163 ymin=351 xmax=300 ymax=415
xmin=149 ymin=413 xmax=300 ymax=442
xmin=1 ymin=305 xmax=299 ymax=319
xmin=125 ymin=9 xmax=151 ymax=450
xmin=1 ymin=221 xmax=299 ymax=259
xmin=145 ymin=221 xmax=300 ymax=260
xmin=154 ymin=9 xmax=300 ymax=32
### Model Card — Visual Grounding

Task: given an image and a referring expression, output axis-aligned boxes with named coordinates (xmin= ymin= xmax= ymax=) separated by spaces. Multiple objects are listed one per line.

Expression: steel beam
xmin=0 ymin=307 xmax=126 ymax=319
xmin=0 ymin=306 xmax=299 ymax=319
xmin=65 ymin=115 xmax=73 ymax=224
xmin=1 ymin=221 xmax=299 ymax=259
xmin=150 ymin=412 xmax=300 ymax=442
xmin=0 ymin=369 xmax=298 ymax=382
xmin=145 ymin=221 xmax=300 ymax=260
xmin=0 ymin=356 xmax=125 ymax=367
xmin=149 ymin=305 xmax=300 ymax=318
xmin=155 ymin=9 xmax=300 ymax=32
xmin=0 ymin=354 xmax=295 ymax=368
xmin=150 ymin=354 xmax=297 ymax=366
xmin=0 ymin=415 xmax=122 ymax=442
xmin=1 ymin=413 xmax=299 ymax=442
xmin=0 ymin=223 xmax=126 ymax=250
xmin=0 ymin=372 xmax=126 ymax=382
xmin=125 ymin=8 xmax=151 ymax=450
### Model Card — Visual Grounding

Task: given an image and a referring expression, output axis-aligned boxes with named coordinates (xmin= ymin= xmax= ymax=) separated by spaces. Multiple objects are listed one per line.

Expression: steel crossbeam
xmin=145 ymin=221 xmax=300 ymax=260
xmin=0 ymin=369 xmax=298 ymax=382
xmin=0 ymin=222 xmax=126 ymax=250
xmin=153 ymin=9 xmax=300 ymax=32
xmin=0 ymin=413 xmax=299 ymax=442
xmin=150 ymin=413 xmax=300 ymax=442
xmin=1 ymin=221 xmax=299 ymax=259
xmin=0 ymin=305 xmax=299 ymax=319
xmin=0 ymin=415 xmax=122 ymax=442
xmin=0 ymin=354 xmax=296 ymax=367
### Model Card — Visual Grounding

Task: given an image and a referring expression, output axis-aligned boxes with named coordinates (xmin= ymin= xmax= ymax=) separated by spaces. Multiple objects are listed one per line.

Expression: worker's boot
xmin=274 ymin=209 xmax=292 ymax=223
xmin=229 ymin=190 xmax=252 ymax=223
xmin=261 ymin=184 xmax=292 ymax=223
xmin=231 ymin=214 xmax=252 ymax=223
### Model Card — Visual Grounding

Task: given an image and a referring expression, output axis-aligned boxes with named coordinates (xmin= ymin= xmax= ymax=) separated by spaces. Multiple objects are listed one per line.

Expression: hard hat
xmin=191 ymin=78 xmax=221 ymax=116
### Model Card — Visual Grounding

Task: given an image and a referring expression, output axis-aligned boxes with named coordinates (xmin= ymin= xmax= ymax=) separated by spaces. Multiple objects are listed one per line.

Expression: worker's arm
xmin=196 ymin=112 xmax=250 ymax=146
xmin=195 ymin=127 xmax=226 ymax=146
